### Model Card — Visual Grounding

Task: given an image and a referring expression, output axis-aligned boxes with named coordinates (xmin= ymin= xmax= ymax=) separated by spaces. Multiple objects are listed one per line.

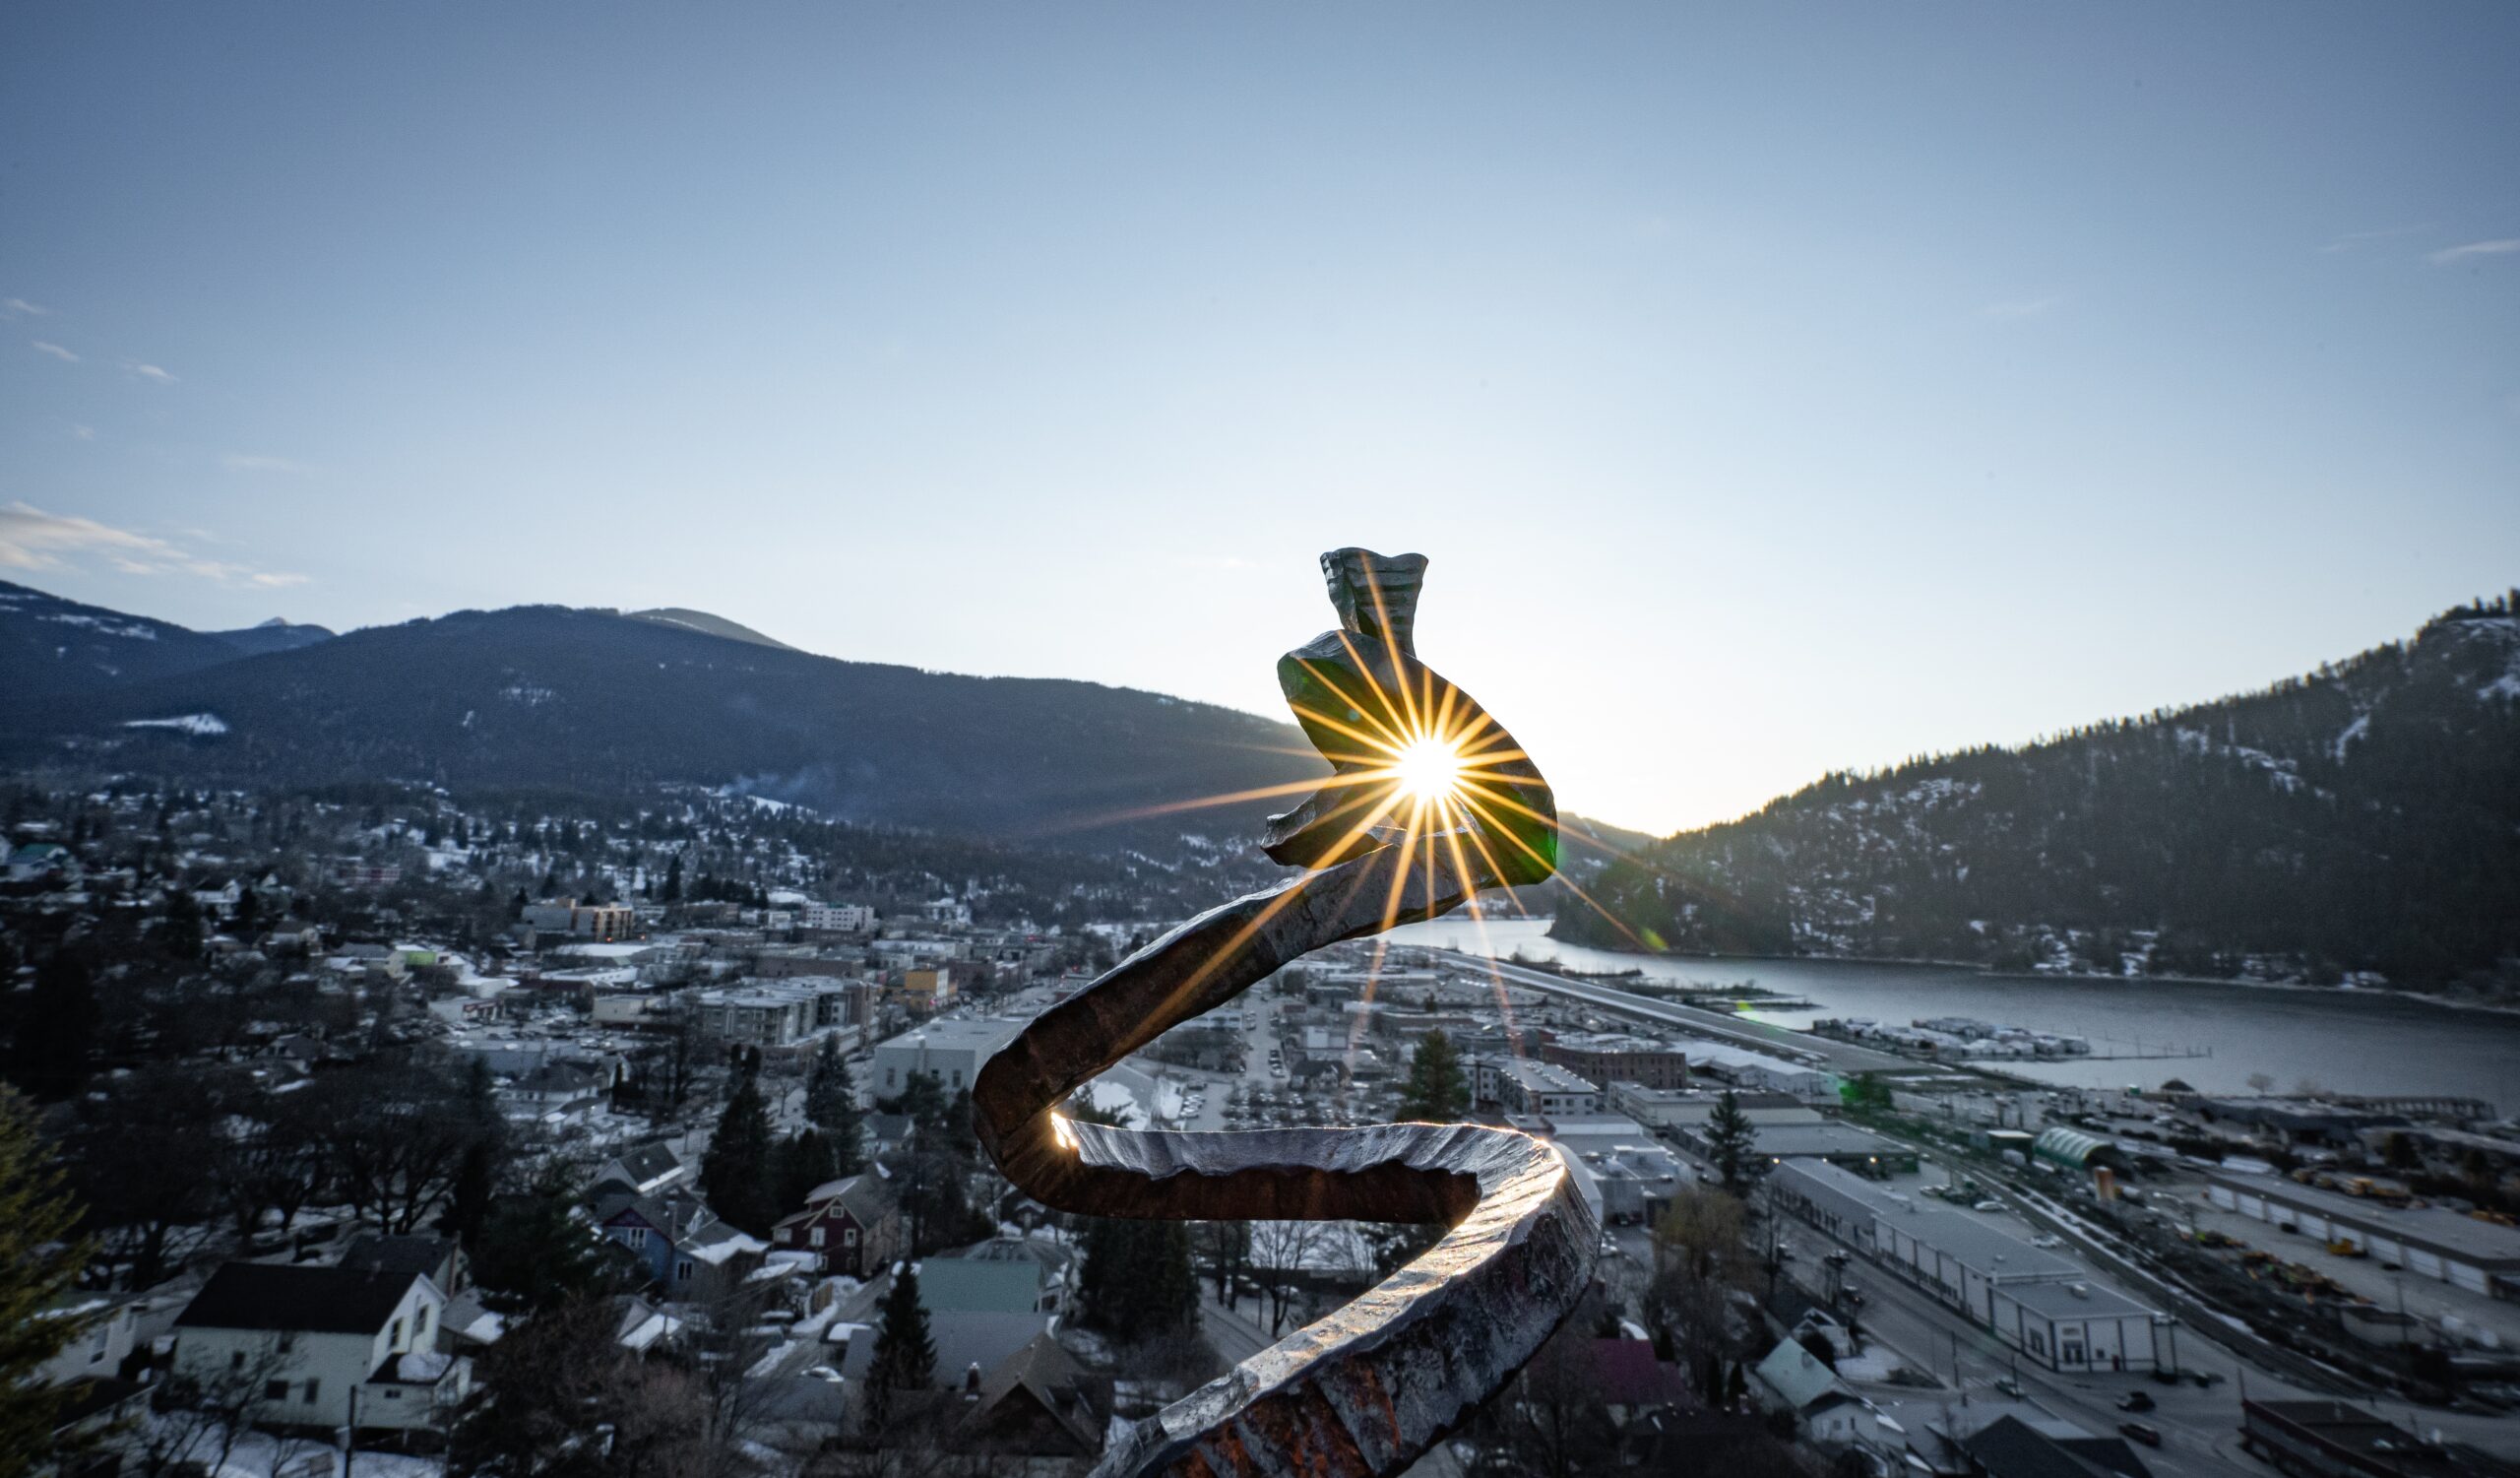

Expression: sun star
xmin=1391 ymin=735 xmax=1465 ymax=803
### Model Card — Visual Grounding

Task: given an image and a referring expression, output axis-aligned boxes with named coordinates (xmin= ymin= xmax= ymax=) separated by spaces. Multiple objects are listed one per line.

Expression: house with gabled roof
xmin=504 ymin=1060 xmax=609 ymax=1118
xmin=1750 ymin=1338 xmax=1876 ymax=1447
xmin=938 ymin=1235 xmax=1078 ymax=1315
xmin=170 ymin=1262 xmax=470 ymax=1433
xmin=1963 ymin=1414 xmax=2154 ymax=1478
xmin=6 ymin=841 xmax=79 ymax=883
xmin=593 ymin=1141 xmax=691 ymax=1197
xmin=340 ymin=1233 xmax=467 ymax=1294
xmin=594 ymin=1186 xmax=767 ymax=1301
xmin=770 ymin=1173 xmax=902 ymax=1279
xmin=961 ymin=1330 xmax=1110 ymax=1458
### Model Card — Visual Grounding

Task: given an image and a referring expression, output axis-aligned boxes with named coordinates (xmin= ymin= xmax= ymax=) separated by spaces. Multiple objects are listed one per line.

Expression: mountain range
xmin=5 ymin=578 xmax=2514 ymax=990
xmin=0 ymin=579 xmax=1326 ymax=849
xmin=1556 ymin=594 xmax=2520 ymax=993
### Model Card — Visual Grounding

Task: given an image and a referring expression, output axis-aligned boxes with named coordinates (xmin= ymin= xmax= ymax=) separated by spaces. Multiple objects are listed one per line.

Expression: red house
xmin=771 ymin=1173 xmax=903 ymax=1278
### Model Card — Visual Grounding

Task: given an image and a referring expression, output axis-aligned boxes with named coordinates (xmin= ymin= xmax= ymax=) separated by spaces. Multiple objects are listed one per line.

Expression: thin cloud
xmin=31 ymin=341 xmax=79 ymax=362
xmin=222 ymin=453 xmax=317 ymax=475
xmin=1 ymin=297 xmax=46 ymax=319
xmin=1978 ymin=295 xmax=2063 ymax=321
xmin=2431 ymin=238 xmax=2520 ymax=265
xmin=0 ymin=501 xmax=305 ymax=588
xmin=2319 ymin=224 xmax=2430 ymax=254
xmin=69 ymin=425 xmax=94 ymax=441
xmin=124 ymin=361 xmax=178 ymax=384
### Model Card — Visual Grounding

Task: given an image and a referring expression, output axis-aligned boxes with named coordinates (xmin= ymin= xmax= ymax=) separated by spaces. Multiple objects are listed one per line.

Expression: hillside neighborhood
xmin=8 ymin=772 xmax=2520 ymax=1477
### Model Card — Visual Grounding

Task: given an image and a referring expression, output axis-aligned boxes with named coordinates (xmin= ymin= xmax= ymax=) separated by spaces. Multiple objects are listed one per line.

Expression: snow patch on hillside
xmin=43 ymin=611 xmax=158 ymax=640
xmin=123 ymin=713 xmax=228 ymax=737
xmin=2331 ymin=712 xmax=2370 ymax=762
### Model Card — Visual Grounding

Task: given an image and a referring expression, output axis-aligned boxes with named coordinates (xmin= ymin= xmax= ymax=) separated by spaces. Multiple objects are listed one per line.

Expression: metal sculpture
xmin=974 ymin=548 xmax=1599 ymax=1478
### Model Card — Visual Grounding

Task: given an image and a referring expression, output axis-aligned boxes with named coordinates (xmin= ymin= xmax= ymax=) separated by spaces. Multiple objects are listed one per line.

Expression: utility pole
xmin=343 ymin=1384 xmax=357 ymax=1478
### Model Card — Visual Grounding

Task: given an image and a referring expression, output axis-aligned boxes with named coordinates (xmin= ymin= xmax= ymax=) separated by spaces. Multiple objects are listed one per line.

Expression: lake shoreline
xmin=1390 ymin=916 xmax=2520 ymax=1102
xmin=1520 ymin=929 xmax=2520 ymax=1021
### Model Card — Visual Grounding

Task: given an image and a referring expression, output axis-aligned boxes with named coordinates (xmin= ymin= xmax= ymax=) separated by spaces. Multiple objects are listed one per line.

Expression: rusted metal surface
xmin=974 ymin=548 xmax=1599 ymax=1478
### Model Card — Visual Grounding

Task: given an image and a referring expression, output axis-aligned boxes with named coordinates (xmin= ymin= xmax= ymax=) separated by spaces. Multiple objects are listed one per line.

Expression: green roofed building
xmin=2033 ymin=1126 xmax=2119 ymax=1170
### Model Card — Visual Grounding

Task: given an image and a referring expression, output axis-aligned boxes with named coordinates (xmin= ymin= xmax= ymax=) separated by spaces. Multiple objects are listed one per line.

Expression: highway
xmin=1426 ymin=949 xmax=1917 ymax=1075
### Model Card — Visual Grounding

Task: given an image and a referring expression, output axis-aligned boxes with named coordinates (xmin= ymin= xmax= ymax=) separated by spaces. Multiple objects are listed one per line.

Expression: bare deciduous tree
xmin=135 ymin=1335 xmax=301 ymax=1478
xmin=1248 ymin=1220 xmax=1327 ymax=1337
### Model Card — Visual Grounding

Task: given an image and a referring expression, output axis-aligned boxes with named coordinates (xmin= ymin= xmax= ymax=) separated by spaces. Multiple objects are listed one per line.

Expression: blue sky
xmin=3 ymin=4 xmax=2514 ymax=834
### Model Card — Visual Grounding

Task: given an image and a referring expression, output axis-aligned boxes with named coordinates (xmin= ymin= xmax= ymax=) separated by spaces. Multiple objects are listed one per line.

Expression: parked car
xmin=1993 ymin=1378 xmax=2026 ymax=1398
xmin=1974 ymin=1199 xmax=2005 ymax=1213
xmin=2032 ymin=1234 xmax=2064 ymax=1249
xmin=2117 ymin=1422 xmax=2163 ymax=1447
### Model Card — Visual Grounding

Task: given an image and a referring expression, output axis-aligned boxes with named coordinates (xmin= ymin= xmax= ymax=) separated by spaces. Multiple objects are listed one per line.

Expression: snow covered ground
xmin=137 ymin=1417 xmax=443 ymax=1478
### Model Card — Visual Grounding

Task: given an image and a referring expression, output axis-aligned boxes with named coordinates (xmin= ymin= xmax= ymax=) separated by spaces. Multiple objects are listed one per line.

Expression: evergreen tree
xmin=943 ymin=1088 xmax=978 ymax=1163
xmin=1706 ymin=1089 xmax=1762 ymax=1193
xmin=1396 ymin=1029 xmax=1468 ymax=1122
xmin=1080 ymin=1218 xmax=1200 ymax=1344
xmin=470 ymin=1167 xmax=630 ymax=1315
xmin=0 ymin=1086 xmax=95 ymax=1467
xmin=17 ymin=953 xmax=96 ymax=1099
xmin=701 ymin=1051 xmax=777 ymax=1235
xmin=867 ymin=1262 xmax=936 ymax=1428
xmin=804 ymin=1035 xmax=864 ymax=1173
xmin=770 ymin=1128 xmax=842 ymax=1217
xmin=438 ymin=1058 xmax=508 ymax=1250
xmin=158 ymin=886 xmax=204 ymax=960
xmin=661 ymin=853 xmax=683 ymax=903
xmin=884 ymin=1069 xmax=948 ymax=1127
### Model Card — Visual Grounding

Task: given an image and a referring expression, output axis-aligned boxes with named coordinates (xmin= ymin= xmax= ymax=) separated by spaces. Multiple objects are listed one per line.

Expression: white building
xmin=873 ymin=1017 xmax=1025 ymax=1097
xmin=1769 ymin=1158 xmax=2161 ymax=1374
xmin=170 ymin=1263 xmax=470 ymax=1431
xmin=1477 ymin=1058 xmax=1601 ymax=1118
xmin=803 ymin=903 xmax=877 ymax=932
xmin=37 ymin=1294 xmax=138 ymax=1385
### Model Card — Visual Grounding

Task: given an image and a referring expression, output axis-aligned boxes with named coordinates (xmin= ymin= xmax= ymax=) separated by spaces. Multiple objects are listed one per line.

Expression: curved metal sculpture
xmin=974 ymin=548 xmax=1599 ymax=1478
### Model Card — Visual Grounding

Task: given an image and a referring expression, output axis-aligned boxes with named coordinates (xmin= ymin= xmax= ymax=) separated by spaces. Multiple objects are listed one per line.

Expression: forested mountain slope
xmin=7 ymin=600 xmax=1329 ymax=850
xmin=1558 ymin=595 xmax=2520 ymax=993
xmin=0 ymin=580 xmax=255 ymax=704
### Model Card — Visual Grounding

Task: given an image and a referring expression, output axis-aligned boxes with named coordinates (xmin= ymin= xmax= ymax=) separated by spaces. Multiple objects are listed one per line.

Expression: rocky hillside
xmin=1558 ymin=595 xmax=2520 ymax=993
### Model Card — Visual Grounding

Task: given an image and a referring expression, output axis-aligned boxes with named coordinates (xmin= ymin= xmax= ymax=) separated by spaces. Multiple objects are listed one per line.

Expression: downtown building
xmin=1542 ymin=1031 xmax=1692 ymax=1091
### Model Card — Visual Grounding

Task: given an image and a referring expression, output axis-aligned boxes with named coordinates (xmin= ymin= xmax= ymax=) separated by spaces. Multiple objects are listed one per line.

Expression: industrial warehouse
xmin=1770 ymin=1158 xmax=2166 ymax=1374
xmin=2204 ymin=1171 xmax=2520 ymax=1298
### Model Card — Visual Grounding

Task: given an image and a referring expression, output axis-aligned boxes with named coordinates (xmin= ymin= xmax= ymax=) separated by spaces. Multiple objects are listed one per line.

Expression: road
xmin=1427 ymin=950 xmax=1917 ymax=1075
xmin=1769 ymin=1212 xmax=2269 ymax=1478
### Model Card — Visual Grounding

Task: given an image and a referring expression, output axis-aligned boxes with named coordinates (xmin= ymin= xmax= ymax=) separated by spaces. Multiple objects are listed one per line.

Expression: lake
xmin=1379 ymin=916 xmax=2520 ymax=1109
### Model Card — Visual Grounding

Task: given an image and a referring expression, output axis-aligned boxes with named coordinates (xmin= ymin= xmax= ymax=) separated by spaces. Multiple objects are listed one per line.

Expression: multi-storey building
xmin=1543 ymin=1032 xmax=1691 ymax=1091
